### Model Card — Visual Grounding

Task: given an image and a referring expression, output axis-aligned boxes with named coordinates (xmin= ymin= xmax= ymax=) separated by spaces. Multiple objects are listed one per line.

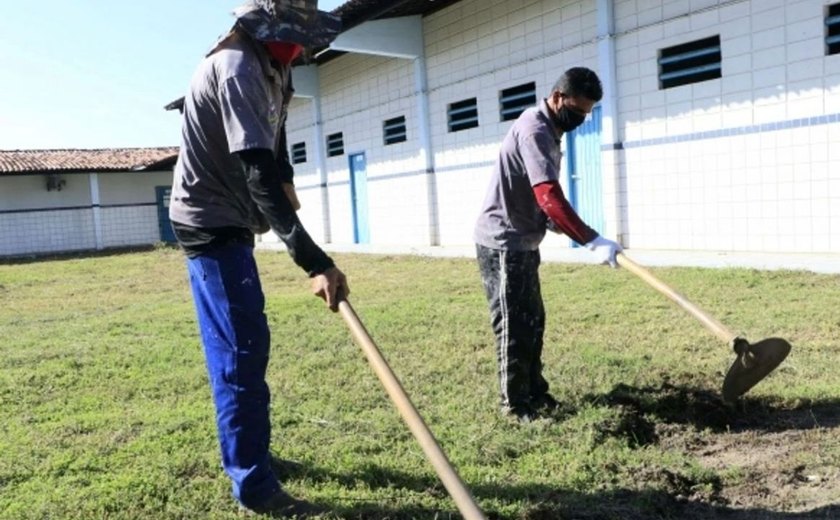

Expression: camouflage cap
xmin=233 ymin=0 xmax=341 ymax=48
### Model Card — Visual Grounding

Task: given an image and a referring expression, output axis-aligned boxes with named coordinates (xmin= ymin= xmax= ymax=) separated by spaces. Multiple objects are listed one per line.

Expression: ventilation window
xmin=383 ymin=116 xmax=407 ymax=145
xmin=828 ymin=3 xmax=840 ymax=55
xmin=291 ymin=142 xmax=306 ymax=164
xmin=658 ymin=35 xmax=722 ymax=89
xmin=327 ymin=132 xmax=344 ymax=157
xmin=447 ymin=98 xmax=479 ymax=132
xmin=499 ymin=82 xmax=537 ymax=121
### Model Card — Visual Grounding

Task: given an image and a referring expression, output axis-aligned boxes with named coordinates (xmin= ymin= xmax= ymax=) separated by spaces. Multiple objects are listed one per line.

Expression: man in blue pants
xmin=169 ymin=1 xmax=344 ymax=516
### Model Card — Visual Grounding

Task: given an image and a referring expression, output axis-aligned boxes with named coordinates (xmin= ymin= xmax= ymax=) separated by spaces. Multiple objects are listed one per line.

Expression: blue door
xmin=565 ymin=105 xmax=604 ymax=245
xmin=155 ymin=186 xmax=177 ymax=243
xmin=349 ymin=153 xmax=370 ymax=244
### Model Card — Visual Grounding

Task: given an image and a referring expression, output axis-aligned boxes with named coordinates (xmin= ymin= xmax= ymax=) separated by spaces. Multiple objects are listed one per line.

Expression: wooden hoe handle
xmin=616 ymin=253 xmax=736 ymax=344
xmin=338 ymin=299 xmax=487 ymax=520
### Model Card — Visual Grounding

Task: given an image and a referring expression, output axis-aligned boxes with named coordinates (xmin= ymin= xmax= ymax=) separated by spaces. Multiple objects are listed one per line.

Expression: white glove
xmin=585 ymin=235 xmax=622 ymax=268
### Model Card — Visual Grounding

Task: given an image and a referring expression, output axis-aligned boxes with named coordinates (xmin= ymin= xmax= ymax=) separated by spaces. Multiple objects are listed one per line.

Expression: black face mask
xmin=554 ymin=105 xmax=586 ymax=132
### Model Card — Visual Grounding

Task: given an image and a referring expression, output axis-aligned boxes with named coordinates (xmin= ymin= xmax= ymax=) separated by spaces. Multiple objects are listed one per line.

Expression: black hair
xmin=551 ymin=67 xmax=603 ymax=102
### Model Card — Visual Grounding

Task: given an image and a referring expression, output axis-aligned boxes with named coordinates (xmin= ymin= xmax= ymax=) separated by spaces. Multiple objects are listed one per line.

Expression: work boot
xmin=240 ymin=488 xmax=323 ymax=518
xmin=500 ymin=403 xmax=540 ymax=424
xmin=269 ymin=456 xmax=304 ymax=480
xmin=531 ymin=392 xmax=560 ymax=412
xmin=532 ymin=393 xmax=572 ymax=419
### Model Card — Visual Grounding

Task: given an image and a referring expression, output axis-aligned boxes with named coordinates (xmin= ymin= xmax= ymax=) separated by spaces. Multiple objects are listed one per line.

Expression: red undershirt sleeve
xmin=533 ymin=180 xmax=598 ymax=246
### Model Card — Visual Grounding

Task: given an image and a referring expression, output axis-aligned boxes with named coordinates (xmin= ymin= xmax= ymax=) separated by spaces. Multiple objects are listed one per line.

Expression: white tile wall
xmin=278 ymin=0 xmax=600 ymax=248
xmin=1 ymin=171 xmax=173 ymax=256
xmin=614 ymin=0 xmax=840 ymax=253
xmin=101 ymin=206 xmax=160 ymax=248
xmin=1 ymin=209 xmax=96 ymax=256
xmin=274 ymin=0 xmax=840 ymax=255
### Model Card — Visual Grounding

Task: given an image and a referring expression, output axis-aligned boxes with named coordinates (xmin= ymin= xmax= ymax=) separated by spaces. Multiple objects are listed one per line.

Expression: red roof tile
xmin=0 ymin=147 xmax=180 ymax=174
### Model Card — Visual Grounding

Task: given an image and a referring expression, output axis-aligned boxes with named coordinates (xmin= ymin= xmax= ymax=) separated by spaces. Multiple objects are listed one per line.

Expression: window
xmin=658 ymin=35 xmax=722 ymax=89
xmin=383 ymin=116 xmax=407 ymax=145
xmin=291 ymin=142 xmax=306 ymax=164
xmin=828 ymin=3 xmax=840 ymax=56
xmin=499 ymin=82 xmax=536 ymax=121
xmin=447 ymin=98 xmax=479 ymax=132
xmin=327 ymin=132 xmax=344 ymax=157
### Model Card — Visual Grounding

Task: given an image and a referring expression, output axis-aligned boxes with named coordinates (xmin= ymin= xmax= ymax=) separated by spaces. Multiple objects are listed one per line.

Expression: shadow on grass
xmin=580 ymin=382 xmax=840 ymax=446
xmin=274 ymin=459 xmax=840 ymax=519
xmin=0 ymin=244 xmax=175 ymax=265
xmin=515 ymin=488 xmax=840 ymax=520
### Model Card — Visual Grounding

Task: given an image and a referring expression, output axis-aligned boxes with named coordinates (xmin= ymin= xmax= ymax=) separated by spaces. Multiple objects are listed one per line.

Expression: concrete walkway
xmin=258 ymin=241 xmax=840 ymax=274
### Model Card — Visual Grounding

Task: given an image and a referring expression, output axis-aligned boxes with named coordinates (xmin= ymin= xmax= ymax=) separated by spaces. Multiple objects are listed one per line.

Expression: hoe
xmin=616 ymin=254 xmax=791 ymax=402
xmin=338 ymin=296 xmax=486 ymax=520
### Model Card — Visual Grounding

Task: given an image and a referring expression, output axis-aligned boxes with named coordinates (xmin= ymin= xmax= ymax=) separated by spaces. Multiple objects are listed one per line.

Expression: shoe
xmin=500 ymin=404 xmax=540 ymax=424
xmin=240 ymin=488 xmax=323 ymax=518
xmin=531 ymin=392 xmax=560 ymax=412
xmin=269 ymin=456 xmax=304 ymax=480
xmin=532 ymin=393 xmax=573 ymax=420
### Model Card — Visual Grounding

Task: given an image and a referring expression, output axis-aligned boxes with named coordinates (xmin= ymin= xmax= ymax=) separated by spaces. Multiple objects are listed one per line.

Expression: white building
xmin=5 ymin=0 xmax=838 ymax=259
xmin=280 ymin=0 xmax=840 ymax=255
xmin=0 ymin=148 xmax=178 ymax=257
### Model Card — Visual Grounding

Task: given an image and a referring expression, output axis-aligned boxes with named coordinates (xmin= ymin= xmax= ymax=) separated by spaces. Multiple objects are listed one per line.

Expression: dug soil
xmin=579 ymin=382 xmax=840 ymax=519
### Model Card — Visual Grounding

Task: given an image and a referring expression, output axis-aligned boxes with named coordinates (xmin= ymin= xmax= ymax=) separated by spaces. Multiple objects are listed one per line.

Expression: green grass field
xmin=1 ymin=247 xmax=839 ymax=519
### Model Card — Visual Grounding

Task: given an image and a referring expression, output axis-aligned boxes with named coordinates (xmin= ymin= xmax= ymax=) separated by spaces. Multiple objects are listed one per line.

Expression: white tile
xmin=751 ymin=7 xmax=786 ymax=32
xmin=788 ymin=94 xmax=826 ymax=118
xmin=751 ymin=0 xmax=787 ymax=13
xmin=663 ymin=0 xmax=690 ymax=20
xmin=689 ymin=9 xmax=719 ymax=31
xmin=826 ymin=89 xmax=840 ymax=113
xmin=663 ymin=16 xmax=691 ymax=38
xmin=753 ymin=85 xmax=785 ymax=106
xmin=691 ymin=79 xmax=722 ymax=100
xmin=721 ymin=72 xmax=752 ymax=94
xmin=793 ymin=233 xmax=814 ymax=252
xmin=689 ymin=0 xmax=718 ymax=12
xmin=752 ymin=66 xmax=786 ymax=90
xmin=784 ymin=0 xmax=822 ymax=23
xmin=723 ymin=35 xmax=752 ymax=57
xmin=725 ymin=54 xmax=753 ymax=76
xmin=751 ymin=28 xmax=785 ymax=52
xmin=719 ymin=1 xmax=751 ymax=20
xmin=637 ymin=5 xmax=663 ymax=25
xmin=786 ymin=18 xmax=820 ymax=44
xmin=787 ymin=57 xmax=825 ymax=82
xmin=786 ymin=37 xmax=826 ymax=61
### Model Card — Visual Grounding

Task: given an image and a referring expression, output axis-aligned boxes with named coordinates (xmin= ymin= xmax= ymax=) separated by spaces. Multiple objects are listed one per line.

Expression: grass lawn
xmin=1 ymin=247 xmax=839 ymax=519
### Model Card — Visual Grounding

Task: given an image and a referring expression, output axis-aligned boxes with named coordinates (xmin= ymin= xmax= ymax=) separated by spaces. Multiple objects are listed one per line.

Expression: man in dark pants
xmin=169 ymin=1 xmax=344 ymax=515
xmin=474 ymin=67 xmax=622 ymax=423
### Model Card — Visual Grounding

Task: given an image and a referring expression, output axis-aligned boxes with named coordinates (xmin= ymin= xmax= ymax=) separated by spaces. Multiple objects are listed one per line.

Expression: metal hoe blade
xmin=722 ymin=337 xmax=792 ymax=403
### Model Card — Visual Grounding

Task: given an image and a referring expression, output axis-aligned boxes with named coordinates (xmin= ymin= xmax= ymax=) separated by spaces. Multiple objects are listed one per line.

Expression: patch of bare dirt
xmin=584 ymin=382 xmax=840 ymax=518
xmin=689 ymin=428 xmax=840 ymax=514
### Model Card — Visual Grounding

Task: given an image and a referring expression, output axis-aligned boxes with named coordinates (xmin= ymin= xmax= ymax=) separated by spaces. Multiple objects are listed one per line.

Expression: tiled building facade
xmin=280 ymin=0 xmax=840 ymax=254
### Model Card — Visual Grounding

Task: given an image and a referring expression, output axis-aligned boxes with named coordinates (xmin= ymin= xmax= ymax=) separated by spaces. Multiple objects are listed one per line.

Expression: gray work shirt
xmin=473 ymin=100 xmax=563 ymax=251
xmin=169 ymin=30 xmax=292 ymax=232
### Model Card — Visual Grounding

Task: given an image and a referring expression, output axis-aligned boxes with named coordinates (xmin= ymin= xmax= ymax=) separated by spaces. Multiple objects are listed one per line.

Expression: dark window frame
xmin=447 ymin=98 xmax=479 ymax=132
xmin=499 ymin=82 xmax=537 ymax=121
xmin=658 ymin=35 xmax=722 ymax=90
xmin=291 ymin=142 xmax=307 ymax=164
xmin=383 ymin=116 xmax=407 ymax=145
xmin=326 ymin=132 xmax=344 ymax=157
xmin=827 ymin=3 xmax=840 ymax=56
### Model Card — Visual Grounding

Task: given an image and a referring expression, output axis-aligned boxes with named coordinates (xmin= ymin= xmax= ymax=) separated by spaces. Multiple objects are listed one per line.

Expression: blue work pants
xmin=186 ymin=244 xmax=280 ymax=507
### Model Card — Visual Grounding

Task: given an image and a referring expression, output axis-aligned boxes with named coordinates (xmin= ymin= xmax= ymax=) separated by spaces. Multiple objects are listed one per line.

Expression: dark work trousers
xmin=476 ymin=244 xmax=549 ymax=411
xmin=186 ymin=243 xmax=280 ymax=508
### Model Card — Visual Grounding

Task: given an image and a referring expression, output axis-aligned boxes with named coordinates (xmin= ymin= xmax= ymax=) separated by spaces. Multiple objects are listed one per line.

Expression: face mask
xmin=553 ymin=104 xmax=586 ymax=132
xmin=264 ymin=42 xmax=304 ymax=66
